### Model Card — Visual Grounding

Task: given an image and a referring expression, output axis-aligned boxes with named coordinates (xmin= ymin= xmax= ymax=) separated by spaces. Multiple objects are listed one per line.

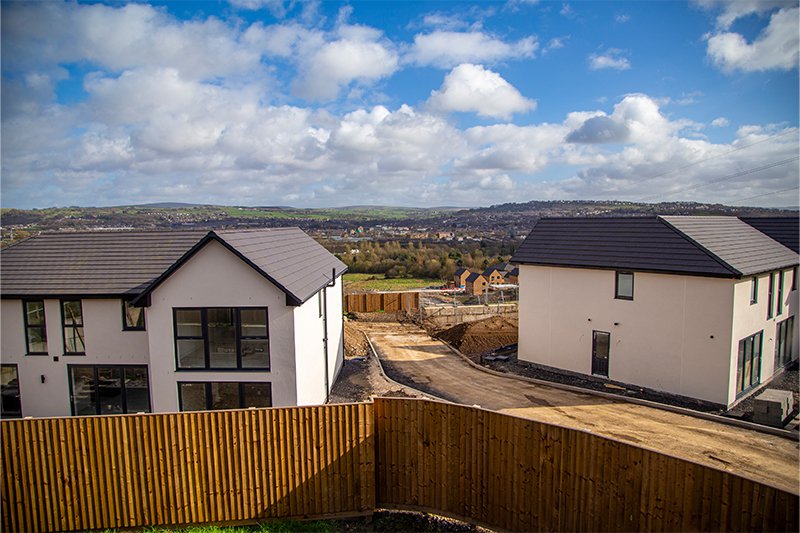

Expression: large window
xmin=1 ymin=365 xmax=21 ymax=418
xmin=736 ymin=331 xmax=762 ymax=396
xmin=61 ymin=300 xmax=85 ymax=354
xmin=69 ymin=365 xmax=151 ymax=416
xmin=178 ymin=382 xmax=272 ymax=411
xmin=23 ymin=300 xmax=48 ymax=354
xmin=174 ymin=307 xmax=269 ymax=370
xmin=122 ymin=300 xmax=145 ymax=330
xmin=775 ymin=317 xmax=795 ymax=370
xmin=614 ymin=271 xmax=634 ymax=300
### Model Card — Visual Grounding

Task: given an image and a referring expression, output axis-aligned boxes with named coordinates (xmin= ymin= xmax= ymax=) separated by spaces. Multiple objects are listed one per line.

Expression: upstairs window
xmin=174 ymin=307 xmax=269 ymax=370
xmin=615 ymin=271 xmax=634 ymax=300
xmin=792 ymin=266 xmax=797 ymax=291
xmin=61 ymin=300 xmax=85 ymax=355
xmin=122 ymin=300 xmax=145 ymax=331
xmin=777 ymin=270 xmax=785 ymax=316
xmin=23 ymin=300 xmax=47 ymax=355
xmin=750 ymin=277 xmax=758 ymax=305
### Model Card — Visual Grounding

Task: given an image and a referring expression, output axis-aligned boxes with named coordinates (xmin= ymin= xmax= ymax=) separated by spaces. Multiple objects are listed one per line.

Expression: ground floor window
xmin=69 ymin=365 xmax=151 ymax=416
xmin=1 ymin=365 xmax=21 ymax=418
xmin=775 ymin=316 xmax=795 ymax=370
xmin=178 ymin=382 xmax=272 ymax=412
xmin=736 ymin=331 xmax=762 ymax=396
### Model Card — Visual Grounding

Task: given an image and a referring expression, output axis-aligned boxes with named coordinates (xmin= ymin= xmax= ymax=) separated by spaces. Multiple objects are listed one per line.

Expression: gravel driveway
xmin=360 ymin=321 xmax=800 ymax=495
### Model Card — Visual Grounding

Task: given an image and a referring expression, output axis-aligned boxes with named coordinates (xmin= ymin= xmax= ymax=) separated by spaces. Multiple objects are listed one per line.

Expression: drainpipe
xmin=322 ymin=267 xmax=336 ymax=403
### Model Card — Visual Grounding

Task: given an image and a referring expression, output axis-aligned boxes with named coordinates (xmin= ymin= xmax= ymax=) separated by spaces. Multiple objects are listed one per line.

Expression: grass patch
xmin=126 ymin=519 xmax=339 ymax=533
xmin=343 ymin=273 xmax=442 ymax=292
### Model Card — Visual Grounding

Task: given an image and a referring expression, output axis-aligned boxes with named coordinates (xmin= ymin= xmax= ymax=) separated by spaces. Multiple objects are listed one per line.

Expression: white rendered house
xmin=511 ymin=216 xmax=799 ymax=409
xmin=0 ymin=228 xmax=346 ymax=418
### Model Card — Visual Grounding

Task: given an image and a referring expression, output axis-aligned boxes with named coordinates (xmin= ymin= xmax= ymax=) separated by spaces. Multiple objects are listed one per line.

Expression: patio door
xmin=592 ymin=331 xmax=610 ymax=377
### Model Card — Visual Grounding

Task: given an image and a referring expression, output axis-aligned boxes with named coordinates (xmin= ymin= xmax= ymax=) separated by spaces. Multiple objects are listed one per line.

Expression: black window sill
xmin=175 ymin=367 xmax=271 ymax=372
xmin=25 ymin=352 xmax=49 ymax=356
xmin=63 ymin=353 xmax=86 ymax=356
xmin=122 ymin=327 xmax=146 ymax=332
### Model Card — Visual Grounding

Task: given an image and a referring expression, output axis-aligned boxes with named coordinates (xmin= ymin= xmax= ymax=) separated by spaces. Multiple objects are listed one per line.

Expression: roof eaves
xmin=657 ymin=217 xmax=742 ymax=278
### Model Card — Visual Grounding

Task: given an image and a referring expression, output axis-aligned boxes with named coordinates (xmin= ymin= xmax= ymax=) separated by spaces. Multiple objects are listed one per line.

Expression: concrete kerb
xmin=439 ymin=341 xmax=799 ymax=441
xmin=363 ymin=331 xmax=447 ymax=402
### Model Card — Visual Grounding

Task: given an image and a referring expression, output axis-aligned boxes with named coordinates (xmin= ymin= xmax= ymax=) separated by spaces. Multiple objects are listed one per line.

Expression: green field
xmin=343 ymin=273 xmax=442 ymax=292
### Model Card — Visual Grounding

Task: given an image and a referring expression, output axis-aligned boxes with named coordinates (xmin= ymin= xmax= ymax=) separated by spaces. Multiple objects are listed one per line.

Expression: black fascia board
xmin=510 ymin=261 xmax=740 ymax=279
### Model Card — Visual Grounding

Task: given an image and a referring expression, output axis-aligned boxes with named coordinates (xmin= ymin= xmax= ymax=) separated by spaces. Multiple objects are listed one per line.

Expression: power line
xmin=728 ymin=186 xmax=800 ymax=205
xmin=632 ymin=129 xmax=797 ymax=186
xmin=638 ymin=156 xmax=800 ymax=202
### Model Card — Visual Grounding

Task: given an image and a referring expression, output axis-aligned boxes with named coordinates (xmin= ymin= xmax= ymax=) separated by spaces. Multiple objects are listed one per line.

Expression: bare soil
xmin=328 ymin=319 xmax=423 ymax=404
xmin=361 ymin=320 xmax=800 ymax=494
xmin=433 ymin=316 xmax=518 ymax=356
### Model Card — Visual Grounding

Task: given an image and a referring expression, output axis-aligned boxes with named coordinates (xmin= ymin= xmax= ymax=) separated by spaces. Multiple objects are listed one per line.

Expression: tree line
xmin=324 ymin=239 xmax=519 ymax=280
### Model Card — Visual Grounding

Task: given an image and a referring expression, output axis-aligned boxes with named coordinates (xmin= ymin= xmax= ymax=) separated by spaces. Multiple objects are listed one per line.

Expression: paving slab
xmin=359 ymin=321 xmax=800 ymax=494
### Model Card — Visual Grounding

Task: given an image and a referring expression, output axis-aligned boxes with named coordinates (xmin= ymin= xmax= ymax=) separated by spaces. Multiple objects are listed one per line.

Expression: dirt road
xmin=357 ymin=321 xmax=800 ymax=494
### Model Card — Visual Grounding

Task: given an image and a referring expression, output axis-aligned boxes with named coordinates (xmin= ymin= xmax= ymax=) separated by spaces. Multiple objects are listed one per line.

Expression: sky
xmin=1 ymin=0 xmax=798 ymax=209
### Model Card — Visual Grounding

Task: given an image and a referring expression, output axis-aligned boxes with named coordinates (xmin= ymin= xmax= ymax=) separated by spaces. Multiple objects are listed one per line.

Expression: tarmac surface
xmin=356 ymin=321 xmax=800 ymax=495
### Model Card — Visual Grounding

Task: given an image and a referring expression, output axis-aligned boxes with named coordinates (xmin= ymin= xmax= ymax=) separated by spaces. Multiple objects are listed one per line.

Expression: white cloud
xmin=427 ymin=64 xmax=536 ymax=119
xmin=694 ymin=0 xmax=790 ymax=30
xmin=294 ymin=29 xmax=399 ymax=100
xmin=711 ymin=117 xmax=730 ymax=127
xmin=1 ymin=2 xmax=262 ymax=80
xmin=615 ymin=13 xmax=631 ymax=23
xmin=228 ymin=0 xmax=288 ymax=17
xmin=406 ymin=31 xmax=537 ymax=68
xmin=705 ymin=6 xmax=799 ymax=72
xmin=588 ymin=49 xmax=631 ymax=70
xmin=543 ymin=36 xmax=569 ymax=54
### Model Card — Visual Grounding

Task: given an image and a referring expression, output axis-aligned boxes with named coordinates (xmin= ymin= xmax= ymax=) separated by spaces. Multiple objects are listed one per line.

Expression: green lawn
xmin=343 ymin=273 xmax=442 ymax=292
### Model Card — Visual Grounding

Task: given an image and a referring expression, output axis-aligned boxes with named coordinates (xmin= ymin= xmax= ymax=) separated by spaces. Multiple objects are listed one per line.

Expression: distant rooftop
xmin=740 ymin=216 xmax=799 ymax=253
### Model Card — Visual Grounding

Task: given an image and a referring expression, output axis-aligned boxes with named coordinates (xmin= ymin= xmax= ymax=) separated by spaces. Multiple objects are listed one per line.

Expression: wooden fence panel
xmin=344 ymin=292 xmax=420 ymax=313
xmin=3 ymin=398 xmax=797 ymax=533
xmin=0 ymin=403 xmax=374 ymax=533
xmin=373 ymin=397 xmax=799 ymax=532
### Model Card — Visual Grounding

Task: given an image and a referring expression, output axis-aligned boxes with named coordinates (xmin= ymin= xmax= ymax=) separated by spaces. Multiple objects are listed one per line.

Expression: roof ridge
xmin=657 ymin=216 xmax=741 ymax=277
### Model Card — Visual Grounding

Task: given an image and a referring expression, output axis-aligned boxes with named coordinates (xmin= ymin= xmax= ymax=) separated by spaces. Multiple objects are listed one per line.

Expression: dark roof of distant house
xmin=495 ymin=262 xmax=515 ymax=272
xmin=454 ymin=267 xmax=470 ymax=276
xmin=740 ymin=216 xmax=799 ymax=253
xmin=482 ymin=266 xmax=504 ymax=276
xmin=1 ymin=228 xmax=346 ymax=305
xmin=510 ymin=216 xmax=798 ymax=278
xmin=466 ymin=272 xmax=485 ymax=283
xmin=509 ymin=267 xmax=519 ymax=276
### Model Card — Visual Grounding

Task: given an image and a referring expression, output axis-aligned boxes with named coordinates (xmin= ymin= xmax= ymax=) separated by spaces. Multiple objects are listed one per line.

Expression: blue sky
xmin=1 ymin=0 xmax=798 ymax=209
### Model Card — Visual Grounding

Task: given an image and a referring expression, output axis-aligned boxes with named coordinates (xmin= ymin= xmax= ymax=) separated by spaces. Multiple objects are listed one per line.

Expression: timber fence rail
xmin=2 ymin=398 xmax=798 ymax=533
xmin=343 ymin=291 xmax=419 ymax=313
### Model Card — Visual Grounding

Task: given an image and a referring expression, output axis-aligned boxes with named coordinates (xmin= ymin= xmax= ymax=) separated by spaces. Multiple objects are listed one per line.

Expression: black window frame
xmin=173 ymin=307 xmax=270 ymax=371
xmin=749 ymin=277 xmax=758 ymax=305
xmin=776 ymin=270 xmax=785 ymax=316
xmin=121 ymin=300 xmax=146 ymax=331
xmin=767 ymin=273 xmax=775 ymax=320
xmin=736 ymin=331 xmax=762 ymax=398
xmin=1 ymin=364 xmax=22 ymax=418
xmin=614 ymin=271 xmax=634 ymax=301
xmin=177 ymin=381 xmax=273 ymax=411
xmin=792 ymin=266 xmax=797 ymax=292
xmin=774 ymin=316 xmax=795 ymax=371
xmin=67 ymin=364 xmax=151 ymax=416
xmin=22 ymin=300 xmax=48 ymax=355
xmin=61 ymin=299 xmax=86 ymax=355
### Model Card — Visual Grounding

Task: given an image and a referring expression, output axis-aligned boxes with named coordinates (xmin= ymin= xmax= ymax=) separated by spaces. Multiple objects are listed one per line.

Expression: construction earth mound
xmin=435 ymin=316 xmax=518 ymax=356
